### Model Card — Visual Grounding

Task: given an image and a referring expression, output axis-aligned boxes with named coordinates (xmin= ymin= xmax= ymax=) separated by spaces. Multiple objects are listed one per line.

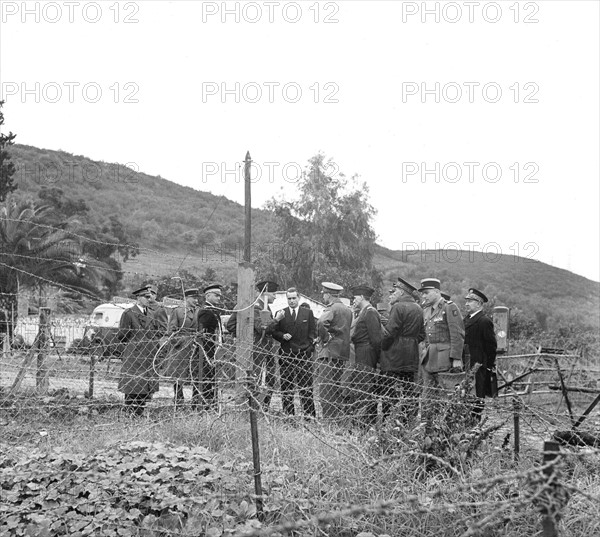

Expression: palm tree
xmin=0 ymin=198 xmax=115 ymax=336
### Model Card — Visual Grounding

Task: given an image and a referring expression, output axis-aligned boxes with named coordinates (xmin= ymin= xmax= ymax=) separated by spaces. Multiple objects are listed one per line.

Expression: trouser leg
xmin=378 ymin=373 xmax=396 ymax=420
xmin=124 ymin=393 xmax=146 ymax=417
xmin=318 ymin=358 xmax=345 ymax=420
xmin=174 ymin=382 xmax=185 ymax=404
xmin=201 ymin=358 xmax=216 ymax=407
xmin=397 ymin=371 xmax=419 ymax=424
xmin=347 ymin=365 xmax=377 ymax=426
xmin=420 ymin=368 xmax=440 ymax=430
xmin=191 ymin=352 xmax=203 ymax=408
xmin=279 ymin=354 xmax=296 ymax=415
xmin=263 ymin=353 xmax=277 ymax=411
xmin=471 ymin=398 xmax=484 ymax=422
xmin=297 ymin=354 xmax=316 ymax=417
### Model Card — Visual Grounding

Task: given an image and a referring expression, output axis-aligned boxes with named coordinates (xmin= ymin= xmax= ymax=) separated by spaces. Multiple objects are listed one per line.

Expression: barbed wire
xmin=2 ymin=307 xmax=599 ymax=536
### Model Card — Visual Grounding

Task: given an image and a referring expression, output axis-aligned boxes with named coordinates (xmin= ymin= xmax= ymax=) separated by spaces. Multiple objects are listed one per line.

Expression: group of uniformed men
xmin=115 ymin=277 xmax=497 ymax=424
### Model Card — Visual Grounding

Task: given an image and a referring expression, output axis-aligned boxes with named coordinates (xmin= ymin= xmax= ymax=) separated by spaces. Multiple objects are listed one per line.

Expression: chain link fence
xmin=2 ymin=314 xmax=599 ymax=536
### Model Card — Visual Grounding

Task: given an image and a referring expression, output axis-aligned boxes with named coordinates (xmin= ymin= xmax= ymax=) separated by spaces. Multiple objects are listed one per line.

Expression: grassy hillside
xmin=10 ymin=144 xmax=276 ymax=252
xmin=374 ymin=246 xmax=600 ymax=332
xmin=8 ymin=144 xmax=600 ymax=331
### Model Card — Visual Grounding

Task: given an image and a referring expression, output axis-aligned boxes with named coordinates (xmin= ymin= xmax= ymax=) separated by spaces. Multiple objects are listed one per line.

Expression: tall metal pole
xmin=244 ymin=151 xmax=264 ymax=520
xmin=244 ymin=151 xmax=252 ymax=263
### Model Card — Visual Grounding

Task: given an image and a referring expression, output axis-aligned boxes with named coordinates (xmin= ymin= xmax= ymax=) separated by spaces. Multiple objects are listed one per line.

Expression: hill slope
xmin=8 ymin=144 xmax=600 ymax=331
xmin=10 ymin=144 xmax=276 ymax=252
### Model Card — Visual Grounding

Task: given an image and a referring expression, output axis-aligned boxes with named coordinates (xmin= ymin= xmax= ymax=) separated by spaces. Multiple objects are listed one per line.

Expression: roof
xmin=269 ymin=291 xmax=327 ymax=318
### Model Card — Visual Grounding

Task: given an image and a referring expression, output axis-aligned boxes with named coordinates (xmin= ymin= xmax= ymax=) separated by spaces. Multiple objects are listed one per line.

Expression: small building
xmin=269 ymin=291 xmax=326 ymax=319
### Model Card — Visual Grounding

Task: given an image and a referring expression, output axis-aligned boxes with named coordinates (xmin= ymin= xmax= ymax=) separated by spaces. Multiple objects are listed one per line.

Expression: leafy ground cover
xmin=1 ymin=441 xmax=265 ymax=536
xmin=1 ymin=387 xmax=599 ymax=537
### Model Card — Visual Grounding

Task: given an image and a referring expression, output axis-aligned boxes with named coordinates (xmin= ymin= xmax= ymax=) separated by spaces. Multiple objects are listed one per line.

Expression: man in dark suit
xmin=196 ymin=283 xmax=224 ymax=409
xmin=273 ymin=287 xmax=317 ymax=417
xmin=117 ymin=286 xmax=161 ymax=416
xmin=463 ymin=288 xmax=498 ymax=419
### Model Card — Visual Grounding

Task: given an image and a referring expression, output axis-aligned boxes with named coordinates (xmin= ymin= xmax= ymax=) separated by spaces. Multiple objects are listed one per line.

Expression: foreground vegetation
xmin=2 ymin=389 xmax=599 ymax=537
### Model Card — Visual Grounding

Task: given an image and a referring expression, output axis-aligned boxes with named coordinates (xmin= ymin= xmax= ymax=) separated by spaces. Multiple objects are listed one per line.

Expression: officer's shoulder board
xmin=445 ymin=301 xmax=460 ymax=317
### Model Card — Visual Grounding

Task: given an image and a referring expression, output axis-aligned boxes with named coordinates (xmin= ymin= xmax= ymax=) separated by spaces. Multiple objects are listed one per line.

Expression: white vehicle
xmin=82 ymin=299 xmax=134 ymax=358
xmin=88 ymin=302 xmax=134 ymax=331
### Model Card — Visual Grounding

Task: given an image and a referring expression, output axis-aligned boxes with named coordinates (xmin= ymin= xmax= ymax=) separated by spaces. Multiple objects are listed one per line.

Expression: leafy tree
xmin=35 ymin=188 xmax=138 ymax=297
xmin=0 ymin=199 xmax=116 ymax=332
xmin=38 ymin=187 xmax=89 ymax=223
xmin=257 ymin=154 xmax=382 ymax=299
xmin=0 ymin=101 xmax=17 ymax=202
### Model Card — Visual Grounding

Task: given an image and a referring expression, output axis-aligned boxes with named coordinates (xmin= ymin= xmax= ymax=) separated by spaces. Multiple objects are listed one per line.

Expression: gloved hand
xmin=451 ymin=358 xmax=463 ymax=370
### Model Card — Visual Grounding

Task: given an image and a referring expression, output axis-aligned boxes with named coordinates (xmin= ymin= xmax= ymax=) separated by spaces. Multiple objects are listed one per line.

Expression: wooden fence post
xmin=513 ymin=397 xmax=520 ymax=462
xmin=540 ymin=440 xmax=560 ymax=537
xmin=88 ymin=355 xmax=96 ymax=399
xmin=36 ymin=308 xmax=51 ymax=394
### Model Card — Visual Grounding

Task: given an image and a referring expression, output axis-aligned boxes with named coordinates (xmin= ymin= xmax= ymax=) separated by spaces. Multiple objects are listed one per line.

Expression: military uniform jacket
xmin=162 ymin=304 xmax=200 ymax=380
xmin=117 ymin=305 xmax=161 ymax=395
xmin=148 ymin=302 xmax=169 ymax=334
xmin=463 ymin=310 xmax=498 ymax=397
xmin=350 ymin=305 xmax=382 ymax=369
xmin=272 ymin=306 xmax=317 ymax=355
xmin=380 ymin=295 xmax=425 ymax=373
xmin=197 ymin=302 xmax=223 ymax=360
xmin=422 ymin=298 xmax=465 ymax=373
xmin=317 ymin=298 xmax=352 ymax=361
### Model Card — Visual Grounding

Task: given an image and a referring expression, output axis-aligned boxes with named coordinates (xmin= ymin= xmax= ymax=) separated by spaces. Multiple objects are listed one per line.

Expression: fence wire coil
xmin=2 ymin=316 xmax=599 ymax=537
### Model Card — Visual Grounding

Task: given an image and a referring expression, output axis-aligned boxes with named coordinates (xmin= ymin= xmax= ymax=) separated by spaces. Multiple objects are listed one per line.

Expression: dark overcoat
xmin=463 ymin=310 xmax=498 ymax=398
xmin=380 ymin=295 xmax=425 ymax=373
xmin=117 ymin=305 xmax=161 ymax=395
xmin=350 ymin=305 xmax=382 ymax=369
xmin=148 ymin=302 xmax=169 ymax=333
xmin=162 ymin=305 xmax=200 ymax=381
xmin=197 ymin=304 xmax=223 ymax=361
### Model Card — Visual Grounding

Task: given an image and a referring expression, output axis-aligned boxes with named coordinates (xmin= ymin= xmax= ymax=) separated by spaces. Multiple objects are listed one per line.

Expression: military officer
xmin=419 ymin=278 xmax=465 ymax=419
xmin=463 ymin=288 xmax=498 ymax=419
xmin=116 ymin=286 xmax=162 ymax=416
xmin=348 ymin=284 xmax=382 ymax=426
xmin=376 ymin=303 xmax=389 ymax=327
xmin=315 ymin=282 xmax=352 ymax=420
xmin=163 ymin=288 xmax=202 ymax=406
xmin=145 ymin=283 xmax=169 ymax=333
xmin=196 ymin=283 xmax=224 ymax=409
xmin=379 ymin=277 xmax=425 ymax=423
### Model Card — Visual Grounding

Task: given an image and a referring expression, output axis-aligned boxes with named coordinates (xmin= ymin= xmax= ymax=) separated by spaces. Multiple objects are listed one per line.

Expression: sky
xmin=1 ymin=0 xmax=599 ymax=282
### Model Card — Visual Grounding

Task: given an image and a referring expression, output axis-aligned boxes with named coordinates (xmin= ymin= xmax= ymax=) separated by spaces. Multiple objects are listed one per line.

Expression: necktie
xmin=291 ymin=309 xmax=296 ymax=321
